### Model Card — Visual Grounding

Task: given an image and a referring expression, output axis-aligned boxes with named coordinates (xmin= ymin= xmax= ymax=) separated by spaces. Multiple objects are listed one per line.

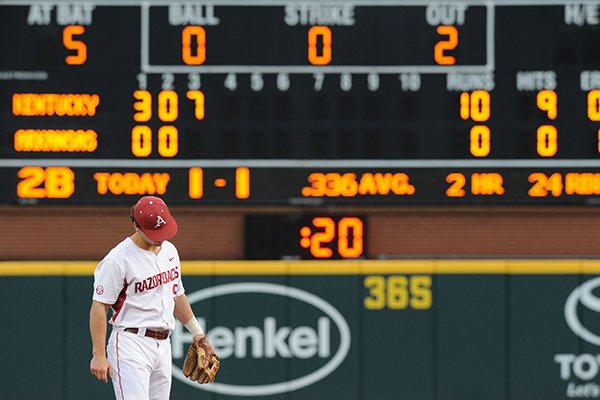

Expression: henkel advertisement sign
xmin=171 ymin=282 xmax=351 ymax=396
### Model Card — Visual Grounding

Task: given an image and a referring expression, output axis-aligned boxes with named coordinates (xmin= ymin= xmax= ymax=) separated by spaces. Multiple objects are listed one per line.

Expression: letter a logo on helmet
xmin=134 ymin=196 xmax=178 ymax=242
xmin=155 ymin=215 xmax=167 ymax=228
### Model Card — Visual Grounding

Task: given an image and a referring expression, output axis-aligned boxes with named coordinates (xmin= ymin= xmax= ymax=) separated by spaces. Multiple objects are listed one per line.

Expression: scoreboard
xmin=2 ymin=1 xmax=600 ymax=205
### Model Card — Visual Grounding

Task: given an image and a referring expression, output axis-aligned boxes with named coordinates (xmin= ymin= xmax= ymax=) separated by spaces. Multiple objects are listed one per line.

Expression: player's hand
xmin=183 ymin=335 xmax=220 ymax=384
xmin=192 ymin=333 xmax=205 ymax=343
xmin=194 ymin=334 xmax=218 ymax=364
xmin=90 ymin=354 xmax=113 ymax=383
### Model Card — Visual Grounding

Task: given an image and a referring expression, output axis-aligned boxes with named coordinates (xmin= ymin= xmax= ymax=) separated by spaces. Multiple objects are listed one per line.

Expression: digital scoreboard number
xmin=245 ymin=214 xmax=366 ymax=260
xmin=2 ymin=2 xmax=600 ymax=205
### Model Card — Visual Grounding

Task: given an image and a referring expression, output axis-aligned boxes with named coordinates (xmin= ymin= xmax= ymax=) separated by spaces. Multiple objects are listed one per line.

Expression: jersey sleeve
xmin=176 ymin=273 xmax=185 ymax=297
xmin=173 ymin=250 xmax=185 ymax=297
xmin=92 ymin=256 xmax=126 ymax=304
xmin=175 ymin=250 xmax=185 ymax=297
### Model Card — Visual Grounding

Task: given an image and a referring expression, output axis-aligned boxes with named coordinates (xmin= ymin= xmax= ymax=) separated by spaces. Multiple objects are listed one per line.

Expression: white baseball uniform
xmin=93 ymin=237 xmax=185 ymax=400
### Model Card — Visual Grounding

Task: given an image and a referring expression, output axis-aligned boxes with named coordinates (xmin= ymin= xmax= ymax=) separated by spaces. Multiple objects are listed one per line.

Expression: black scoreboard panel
xmin=2 ymin=1 xmax=600 ymax=205
xmin=245 ymin=214 xmax=366 ymax=259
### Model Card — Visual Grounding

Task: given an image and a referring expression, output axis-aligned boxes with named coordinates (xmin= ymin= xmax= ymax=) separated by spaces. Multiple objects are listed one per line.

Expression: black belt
xmin=124 ymin=327 xmax=170 ymax=340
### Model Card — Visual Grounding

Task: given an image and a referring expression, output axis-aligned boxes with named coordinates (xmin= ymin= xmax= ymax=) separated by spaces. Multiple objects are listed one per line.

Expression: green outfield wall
xmin=1 ymin=260 xmax=599 ymax=400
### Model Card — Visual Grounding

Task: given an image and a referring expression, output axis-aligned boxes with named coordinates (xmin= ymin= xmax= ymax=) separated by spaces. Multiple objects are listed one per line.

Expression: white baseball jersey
xmin=92 ymin=237 xmax=185 ymax=331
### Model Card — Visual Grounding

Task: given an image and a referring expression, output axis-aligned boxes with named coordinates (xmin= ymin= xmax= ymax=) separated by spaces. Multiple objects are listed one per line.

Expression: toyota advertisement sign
xmin=557 ymin=277 xmax=600 ymax=397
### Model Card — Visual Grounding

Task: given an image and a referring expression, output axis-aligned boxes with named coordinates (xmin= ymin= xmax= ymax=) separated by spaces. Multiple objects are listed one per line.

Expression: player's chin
xmin=146 ymin=237 xmax=163 ymax=246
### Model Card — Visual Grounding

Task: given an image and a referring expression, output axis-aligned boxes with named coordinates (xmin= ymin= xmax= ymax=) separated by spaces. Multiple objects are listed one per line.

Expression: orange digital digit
xmin=133 ymin=90 xmax=152 ymax=122
xmin=446 ymin=173 xmax=466 ymax=197
xmin=308 ymin=26 xmax=332 ymax=65
xmin=310 ymin=217 xmax=335 ymax=258
xmin=17 ymin=167 xmax=46 ymax=198
xmin=340 ymin=173 xmax=359 ymax=196
xmin=302 ymin=173 xmax=327 ymax=197
xmin=536 ymin=90 xmax=557 ymax=120
xmin=186 ymin=90 xmax=205 ymax=120
xmin=157 ymin=126 xmax=178 ymax=157
xmin=588 ymin=90 xmax=600 ymax=121
xmin=470 ymin=125 xmax=491 ymax=157
xmin=235 ymin=167 xmax=250 ymax=199
xmin=434 ymin=25 xmax=458 ymax=65
xmin=63 ymin=25 xmax=87 ymax=65
xmin=131 ymin=125 xmax=152 ymax=157
xmin=189 ymin=168 xmax=204 ymax=199
xmin=324 ymin=172 xmax=342 ymax=196
xmin=459 ymin=92 xmax=470 ymax=119
xmin=337 ymin=217 xmax=364 ymax=258
xmin=158 ymin=90 xmax=178 ymax=122
xmin=528 ymin=173 xmax=547 ymax=197
xmin=182 ymin=26 xmax=206 ymax=65
xmin=546 ymin=173 xmax=564 ymax=197
xmin=536 ymin=125 xmax=558 ymax=157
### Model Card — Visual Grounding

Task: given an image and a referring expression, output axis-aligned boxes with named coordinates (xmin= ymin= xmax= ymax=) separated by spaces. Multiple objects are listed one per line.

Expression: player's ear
xmin=132 ymin=220 xmax=141 ymax=232
xmin=129 ymin=205 xmax=137 ymax=226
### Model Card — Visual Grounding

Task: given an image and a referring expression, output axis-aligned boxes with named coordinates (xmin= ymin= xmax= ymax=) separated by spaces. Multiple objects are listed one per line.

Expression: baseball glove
xmin=183 ymin=337 xmax=220 ymax=384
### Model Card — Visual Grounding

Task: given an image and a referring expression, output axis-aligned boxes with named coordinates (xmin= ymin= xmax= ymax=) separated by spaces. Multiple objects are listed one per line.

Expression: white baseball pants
xmin=107 ymin=329 xmax=172 ymax=400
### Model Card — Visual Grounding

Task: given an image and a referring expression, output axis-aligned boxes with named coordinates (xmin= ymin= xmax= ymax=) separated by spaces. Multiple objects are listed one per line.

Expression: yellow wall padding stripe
xmin=1 ymin=260 xmax=600 ymax=276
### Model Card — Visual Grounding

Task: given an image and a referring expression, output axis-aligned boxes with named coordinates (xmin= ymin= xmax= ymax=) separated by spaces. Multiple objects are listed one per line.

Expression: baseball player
xmin=89 ymin=196 xmax=216 ymax=399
